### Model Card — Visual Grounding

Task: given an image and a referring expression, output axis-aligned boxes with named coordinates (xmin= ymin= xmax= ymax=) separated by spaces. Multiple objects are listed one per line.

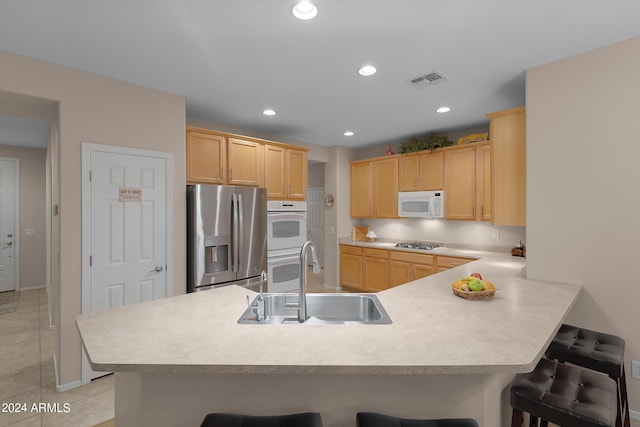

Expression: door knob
xmin=149 ymin=266 xmax=163 ymax=273
xmin=5 ymin=241 xmax=12 ymax=246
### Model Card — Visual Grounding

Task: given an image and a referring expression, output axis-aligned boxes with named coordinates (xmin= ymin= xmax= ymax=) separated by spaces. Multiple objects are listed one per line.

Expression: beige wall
xmin=526 ymin=36 xmax=640 ymax=413
xmin=0 ymin=145 xmax=46 ymax=289
xmin=0 ymin=51 xmax=186 ymax=386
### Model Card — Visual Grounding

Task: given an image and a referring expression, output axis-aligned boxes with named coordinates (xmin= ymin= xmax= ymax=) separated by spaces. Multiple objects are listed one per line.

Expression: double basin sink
xmin=238 ymin=293 xmax=392 ymax=325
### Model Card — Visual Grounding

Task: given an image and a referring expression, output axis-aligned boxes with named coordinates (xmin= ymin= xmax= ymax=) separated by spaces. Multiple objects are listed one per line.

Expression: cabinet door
xmin=265 ymin=144 xmax=286 ymax=198
xmin=287 ymin=149 xmax=308 ymax=200
xmin=350 ymin=161 xmax=373 ymax=218
xmin=340 ymin=253 xmax=363 ymax=290
xmin=186 ymin=131 xmax=226 ymax=184
xmin=422 ymin=151 xmax=444 ymax=190
xmin=363 ymin=257 xmax=388 ymax=292
xmin=228 ymin=138 xmax=264 ymax=187
xmin=444 ymin=147 xmax=476 ymax=220
xmin=488 ymin=107 xmax=526 ymax=226
xmin=398 ymin=155 xmax=421 ymax=191
xmin=413 ymin=264 xmax=434 ymax=280
xmin=476 ymin=143 xmax=492 ymax=221
xmin=373 ymin=157 xmax=398 ymax=218
xmin=389 ymin=260 xmax=411 ymax=287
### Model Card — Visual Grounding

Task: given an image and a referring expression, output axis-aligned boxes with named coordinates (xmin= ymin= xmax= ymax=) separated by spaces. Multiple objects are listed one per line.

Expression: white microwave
xmin=398 ymin=191 xmax=445 ymax=218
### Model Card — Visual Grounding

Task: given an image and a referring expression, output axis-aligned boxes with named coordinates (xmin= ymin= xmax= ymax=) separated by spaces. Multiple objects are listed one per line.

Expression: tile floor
xmin=0 ymin=289 xmax=114 ymax=427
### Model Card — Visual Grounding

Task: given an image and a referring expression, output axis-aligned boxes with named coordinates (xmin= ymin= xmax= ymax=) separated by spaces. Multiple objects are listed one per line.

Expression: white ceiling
xmin=1 ymin=1 xmax=639 ymax=149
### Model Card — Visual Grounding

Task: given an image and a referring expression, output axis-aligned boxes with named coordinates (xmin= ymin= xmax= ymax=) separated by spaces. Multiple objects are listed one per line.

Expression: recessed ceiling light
xmin=358 ymin=65 xmax=377 ymax=76
xmin=344 ymin=131 xmax=354 ymax=136
xmin=292 ymin=1 xmax=317 ymax=20
xmin=263 ymin=109 xmax=276 ymax=116
xmin=436 ymin=106 xmax=451 ymax=113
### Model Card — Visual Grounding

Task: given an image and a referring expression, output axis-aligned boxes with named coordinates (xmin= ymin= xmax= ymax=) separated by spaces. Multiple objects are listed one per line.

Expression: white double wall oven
xmin=266 ymin=200 xmax=307 ymax=293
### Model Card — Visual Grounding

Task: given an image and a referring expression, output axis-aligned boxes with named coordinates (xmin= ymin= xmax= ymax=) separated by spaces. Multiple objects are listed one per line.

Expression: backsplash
xmin=353 ymin=218 xmax=525 ymax=251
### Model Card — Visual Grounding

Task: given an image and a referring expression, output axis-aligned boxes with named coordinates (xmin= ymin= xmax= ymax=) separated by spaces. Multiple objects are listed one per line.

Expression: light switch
xmin=25 ymin=228 xmax=35 ymax=236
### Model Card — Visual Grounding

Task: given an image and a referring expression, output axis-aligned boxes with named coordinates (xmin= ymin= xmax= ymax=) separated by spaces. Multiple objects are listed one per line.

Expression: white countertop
xmin=76 ymin=253 xmax=581 ymax=376
xmin=339 ymin=236 xmax=509 ymax=259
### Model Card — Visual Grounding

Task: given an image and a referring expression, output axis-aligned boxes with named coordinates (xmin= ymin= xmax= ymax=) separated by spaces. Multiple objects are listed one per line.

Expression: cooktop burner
xmin=394 ymin=241 xmax=441 ymax=250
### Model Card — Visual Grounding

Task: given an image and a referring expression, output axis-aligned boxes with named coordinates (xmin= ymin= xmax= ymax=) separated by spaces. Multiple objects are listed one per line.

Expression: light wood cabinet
xmin=373 ymin=158 xmax=398 ymax=218
xmin=422 ymin=151 xmax=444 ymax=190
xmin=350 ymin=157 xmax=398 ymax=218
xmin=228 ymin=137 xmax=264 ymax=187
xmin=444 ymin=141 xmax=491 ymax=221
xmin=341 ymin=245 xmax=477 ymax=290
xmin=186 ymin=130 xmax=226 ymax=184
xmin=286 ymin=148 xmax=308 ymax=200
xmin=487 ymin=106 xmax=526 ymax=226
xmin=398 ymin=152 xmax=444 ymax=192
xmin=435 ymin=255 xmax=474 ymax=273
xmin=350 ymin=161 xmax=373 ymax=217
xmin=265 ymin=145 xmax=308 ymax=200
xmin=363 ymin=248 xmax=389 ymax=292
xmin=340 ymin=245 xmax=363 ymax=290
xmin=389 ymin=251 xmax=435 ymax=287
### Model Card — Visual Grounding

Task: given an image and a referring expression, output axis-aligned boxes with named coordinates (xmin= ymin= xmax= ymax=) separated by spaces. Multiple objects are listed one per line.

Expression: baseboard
xmin=53 ymin=352 xmax=81 ymax=393
xmin=18 ymin=284 xmax=46 ymax=291
xmin=631 ymin=409 xmax=640 ymax=421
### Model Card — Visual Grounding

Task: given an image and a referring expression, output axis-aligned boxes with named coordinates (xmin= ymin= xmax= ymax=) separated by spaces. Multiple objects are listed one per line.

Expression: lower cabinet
xmin=389 ymin=251 xmax=435 ymax=287
xmin=362 ymin=248 xmax=389 ymax=292
xmin=435 ymin=255 xmax=474 ymax=273
xmin=340 ymin=245 xmax=476 ymax=291
xmin=340 ymin=245 xmax=363 ymax=290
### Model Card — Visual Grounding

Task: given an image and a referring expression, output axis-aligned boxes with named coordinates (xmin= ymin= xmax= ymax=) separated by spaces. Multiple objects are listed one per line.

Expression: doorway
xmin=0 ymin=158 xmax=18 ymax=292
xmin=81 ymin=143 xmax=173 ymax=383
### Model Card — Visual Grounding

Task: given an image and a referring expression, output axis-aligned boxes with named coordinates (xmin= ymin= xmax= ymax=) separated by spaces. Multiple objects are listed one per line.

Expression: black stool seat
xmin=511 ymin=358 xmax=617 ymax=427
xmin=546 ymin=324 xmax=630 ymax=427
xmin=546 ymin=324 xmax=625 ymax=377
xmin=200 ymin=412 xmax=322 ymax=427
xmin=357 ymin=412 xmax=479 ymax=427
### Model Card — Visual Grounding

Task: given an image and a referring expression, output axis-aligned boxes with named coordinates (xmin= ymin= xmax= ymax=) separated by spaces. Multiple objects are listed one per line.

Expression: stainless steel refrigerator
xmin=187 ymin=184 xmax=267 ymax=292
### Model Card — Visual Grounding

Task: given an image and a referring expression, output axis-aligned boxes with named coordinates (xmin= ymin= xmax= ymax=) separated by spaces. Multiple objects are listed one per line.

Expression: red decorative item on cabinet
xmin=385 ymin=144 xmax=394 ymax=156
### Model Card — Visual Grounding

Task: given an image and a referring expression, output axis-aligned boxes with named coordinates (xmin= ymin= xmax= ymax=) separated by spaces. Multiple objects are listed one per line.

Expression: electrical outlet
xmin=632 ymin=360 xmax=640 ymax=379
xmin=491 ymin=229 xmax=500 ymax=239
xmin=398 ymin=224 xmax=404 ymax=233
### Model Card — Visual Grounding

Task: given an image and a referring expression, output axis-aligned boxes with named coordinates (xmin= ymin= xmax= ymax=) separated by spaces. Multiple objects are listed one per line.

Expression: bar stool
xmin=510 ymin=357 xmax=618 ymax=427
xmin=356 ymin=412 xmax=479 ymax=427
xmin=200 ymin=412 xmax=322 ymax=427
xmin=545 ymin=324 xmax=630 ymax=427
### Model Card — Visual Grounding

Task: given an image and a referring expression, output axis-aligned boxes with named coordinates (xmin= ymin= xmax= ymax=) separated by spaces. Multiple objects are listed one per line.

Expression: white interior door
xmin=82 ymin=144 xmax=172 ymax=383
xmin=307 ymin=187 xmax=324 ymax=267
xmin=0 ymin=159 xmax=17 ymax=293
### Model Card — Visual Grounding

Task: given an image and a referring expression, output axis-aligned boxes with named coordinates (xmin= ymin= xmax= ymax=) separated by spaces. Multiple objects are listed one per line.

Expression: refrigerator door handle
xmin=232 ymin=194 xmax=240 ymax=273
xmin=237 ymin=193 xmax=244 ymax=273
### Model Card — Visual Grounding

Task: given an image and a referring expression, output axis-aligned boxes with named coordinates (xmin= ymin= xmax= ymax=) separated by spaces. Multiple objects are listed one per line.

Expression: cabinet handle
xmin=481 ymin=206 xmax=484 ymax=218
xmin=472 ymin=206 xmax=475 ymax=218
xmin=283 ymin=184 xmax=285 ymax=195
xmin=290 ymin=184 xmax=292 ymax=194
xmin=230 ymin=168 xmax=232 ymax=181
xmin=221 ymin=167 xmax=224 ymax=180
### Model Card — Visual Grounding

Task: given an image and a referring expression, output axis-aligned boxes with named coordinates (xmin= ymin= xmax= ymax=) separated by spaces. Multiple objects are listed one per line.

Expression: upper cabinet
xmin=487 ymin=107 xmax=526 ymax=226
xmin=228 ymin=137 xmax=264 ymax=187
xmin=444 ymin=141 xmax=491 ymax=221
xmin=186 ymin=129 xmax=226 ymax=184
xmin=264 ymin=144 xmax=308 ymax=200
xmin=351 ymin=157 xmax=398 ymax=218
xmin=186 ymin=126 xmax=309 ymax=199
xmin=398 ymin=151 xmax=444 ymax=192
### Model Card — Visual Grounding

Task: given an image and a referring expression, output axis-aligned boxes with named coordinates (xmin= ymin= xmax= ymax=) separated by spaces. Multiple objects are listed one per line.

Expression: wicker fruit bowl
xmin=451 ymin=273 xmax=496 ymax=300
xmin=450 ymin=286 xmax=496 ymax=300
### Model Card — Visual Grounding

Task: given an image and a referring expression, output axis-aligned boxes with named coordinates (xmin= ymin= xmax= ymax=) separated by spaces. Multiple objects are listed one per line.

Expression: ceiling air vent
xmin=408 ymin=71 xmax=447 ymax=89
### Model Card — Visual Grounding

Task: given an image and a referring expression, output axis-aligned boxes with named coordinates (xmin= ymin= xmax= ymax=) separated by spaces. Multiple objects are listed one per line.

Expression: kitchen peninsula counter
xmin=76 ymin=254 xmax=581 ymax=427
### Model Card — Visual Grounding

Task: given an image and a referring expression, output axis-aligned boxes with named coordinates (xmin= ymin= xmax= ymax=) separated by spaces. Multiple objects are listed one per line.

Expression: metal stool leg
xmin=511 ymin=407 xmax=524 ymax=427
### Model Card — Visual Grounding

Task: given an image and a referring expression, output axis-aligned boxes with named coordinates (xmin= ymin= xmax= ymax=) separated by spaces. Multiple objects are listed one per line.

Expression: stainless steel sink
xmin=238 ymin=293 xmax=392 ymax=325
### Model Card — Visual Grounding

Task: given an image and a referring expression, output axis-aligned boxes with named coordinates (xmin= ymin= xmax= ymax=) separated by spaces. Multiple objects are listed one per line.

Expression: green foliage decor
xmin=398 ymin=134 xmax=454 ymax=153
